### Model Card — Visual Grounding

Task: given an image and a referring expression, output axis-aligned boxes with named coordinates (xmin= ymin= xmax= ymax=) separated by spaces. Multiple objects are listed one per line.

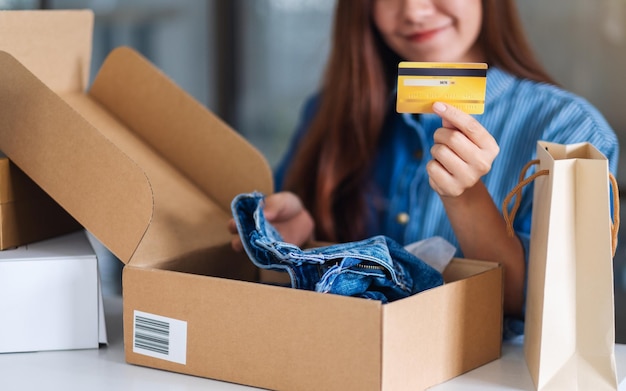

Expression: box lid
xmin=0 ymin=11 xmax=273 ymax=266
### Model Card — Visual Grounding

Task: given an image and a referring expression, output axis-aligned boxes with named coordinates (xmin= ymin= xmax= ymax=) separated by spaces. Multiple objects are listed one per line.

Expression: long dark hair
xmin=283 ymin=0 xmax=555 ymax=242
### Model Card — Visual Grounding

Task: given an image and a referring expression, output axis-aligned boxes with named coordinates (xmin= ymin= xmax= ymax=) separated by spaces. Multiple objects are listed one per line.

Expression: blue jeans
xmin=231 ymin=192 xmax=443 ymax=303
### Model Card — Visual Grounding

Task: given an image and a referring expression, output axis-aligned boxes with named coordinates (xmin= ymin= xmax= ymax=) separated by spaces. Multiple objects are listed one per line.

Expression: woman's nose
xmin=402 ymin=0 xmax=436 ymax=22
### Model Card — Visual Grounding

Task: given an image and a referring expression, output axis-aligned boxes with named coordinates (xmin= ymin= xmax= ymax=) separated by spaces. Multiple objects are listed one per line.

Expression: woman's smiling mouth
xmin=406 ymin=25 xmax=449 ymax=43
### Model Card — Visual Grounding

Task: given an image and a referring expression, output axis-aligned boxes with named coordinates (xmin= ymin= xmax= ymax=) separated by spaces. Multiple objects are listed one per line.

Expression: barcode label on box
xmin=133 ymin=310 xmax=187 ymax=365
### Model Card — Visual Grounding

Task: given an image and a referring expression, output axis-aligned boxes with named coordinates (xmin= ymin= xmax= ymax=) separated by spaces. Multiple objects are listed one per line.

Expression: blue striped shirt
xmin=276 ymin=66 xmax=618 ymax=250
xmin=275 ymin=66 xmax=619 ymax=338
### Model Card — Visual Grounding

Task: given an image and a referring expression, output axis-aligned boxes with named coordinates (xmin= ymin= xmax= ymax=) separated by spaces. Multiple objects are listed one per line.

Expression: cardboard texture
xmin=0 ymin=10 xmax=85 ymax=249
xmin=0 ymin=230 xmax=106 ymax=353
xmin=0 ymin=153 xmax=81 ymax=250
xmin=0 ymin=10 xmax=503 ymax=390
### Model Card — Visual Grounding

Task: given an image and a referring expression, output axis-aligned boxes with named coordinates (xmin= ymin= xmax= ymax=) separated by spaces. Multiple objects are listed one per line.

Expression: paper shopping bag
xmin=505 ymin=141 xmax=619 ymax=390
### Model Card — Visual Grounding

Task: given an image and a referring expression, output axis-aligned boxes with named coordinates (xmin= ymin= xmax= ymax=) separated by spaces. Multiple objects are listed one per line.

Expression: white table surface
xmin=1 ymin=292 xmax=625 ymax=391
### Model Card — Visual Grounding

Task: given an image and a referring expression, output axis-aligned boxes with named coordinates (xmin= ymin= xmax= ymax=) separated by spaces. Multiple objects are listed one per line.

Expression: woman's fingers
xmin=228 ymin=191 xmax=315 ymax=252
xmin=429 ymin=102 xmax=499 ymax=196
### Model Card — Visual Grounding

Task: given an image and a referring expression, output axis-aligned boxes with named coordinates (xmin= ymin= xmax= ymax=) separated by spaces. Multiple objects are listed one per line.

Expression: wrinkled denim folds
xmin=231 ymin=192 xmax=443 ymax=303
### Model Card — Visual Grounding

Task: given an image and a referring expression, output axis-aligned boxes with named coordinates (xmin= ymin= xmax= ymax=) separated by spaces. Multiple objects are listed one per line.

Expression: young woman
xmin=230 ymin=0 xmax=618 ymax=337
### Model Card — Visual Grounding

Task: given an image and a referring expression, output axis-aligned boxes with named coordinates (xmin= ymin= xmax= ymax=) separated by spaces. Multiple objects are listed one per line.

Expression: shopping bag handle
xmin=610 ymin=173 xmax=621 ymax=256
xmin=502 ymin=159 xmax=620 ymax=257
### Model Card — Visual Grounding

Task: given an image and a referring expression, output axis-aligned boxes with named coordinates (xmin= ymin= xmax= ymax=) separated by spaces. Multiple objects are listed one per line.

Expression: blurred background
xmin=1 ymin=0 xmax=624 ymax=343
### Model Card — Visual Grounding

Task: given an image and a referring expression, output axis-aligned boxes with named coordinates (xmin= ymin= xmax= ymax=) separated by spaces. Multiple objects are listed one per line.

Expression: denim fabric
xmin=231 ymin=192 xmax=443 ymax=303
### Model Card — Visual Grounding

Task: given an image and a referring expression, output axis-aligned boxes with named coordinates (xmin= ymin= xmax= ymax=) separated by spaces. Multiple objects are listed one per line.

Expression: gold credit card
xmin=396 ymin=62 xmax=488 ymax=114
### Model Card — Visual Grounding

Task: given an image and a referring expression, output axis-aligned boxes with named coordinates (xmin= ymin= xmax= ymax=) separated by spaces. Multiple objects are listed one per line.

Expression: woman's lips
xmin=406 ymin=27 xmax=446 ymax=43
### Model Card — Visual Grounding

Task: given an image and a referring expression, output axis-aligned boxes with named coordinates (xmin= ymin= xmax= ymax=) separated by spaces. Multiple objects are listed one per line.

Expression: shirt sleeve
xmin=541 ymin=92 xmax=619 ymax=175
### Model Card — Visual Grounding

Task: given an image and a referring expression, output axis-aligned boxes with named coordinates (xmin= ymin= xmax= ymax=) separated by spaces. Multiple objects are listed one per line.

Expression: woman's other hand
xmin=228 ymin=191 xmax=315 ymax=252
xmin=427 ymin=102 xmax=500 ymax=197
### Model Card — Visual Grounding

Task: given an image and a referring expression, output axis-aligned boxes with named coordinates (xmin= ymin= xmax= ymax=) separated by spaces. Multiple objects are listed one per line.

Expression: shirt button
xmin=396 ymin=212 xmax=410 ymax=225
xmin=413 ymin=150 xmax=423 ymax=160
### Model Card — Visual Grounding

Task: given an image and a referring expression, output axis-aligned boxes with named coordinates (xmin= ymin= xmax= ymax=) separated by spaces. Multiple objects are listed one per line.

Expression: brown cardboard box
xmin=0 ymin=153 xmax=81 ymax=250
xmin=0 ymin=10 xmax=503 ymax=390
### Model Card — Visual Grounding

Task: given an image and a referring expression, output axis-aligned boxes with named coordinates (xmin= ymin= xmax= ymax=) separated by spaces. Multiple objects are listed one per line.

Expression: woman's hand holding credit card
xmin=427 ymin=100 xmax=499 ymax=197
xmin=396 ymin=62 xmax=497 ymax=197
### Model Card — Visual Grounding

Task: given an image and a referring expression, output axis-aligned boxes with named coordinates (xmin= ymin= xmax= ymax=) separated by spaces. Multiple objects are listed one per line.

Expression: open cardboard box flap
xmin=0 ymin=10 xmax=503 ymax=391
xmin=0 ymin=10 xmax=273 ymax=268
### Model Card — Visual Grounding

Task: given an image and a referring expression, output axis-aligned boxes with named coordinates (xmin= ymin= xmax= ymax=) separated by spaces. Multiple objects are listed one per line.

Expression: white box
xmin=0 ymin=230 xmax=107 ymax=353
